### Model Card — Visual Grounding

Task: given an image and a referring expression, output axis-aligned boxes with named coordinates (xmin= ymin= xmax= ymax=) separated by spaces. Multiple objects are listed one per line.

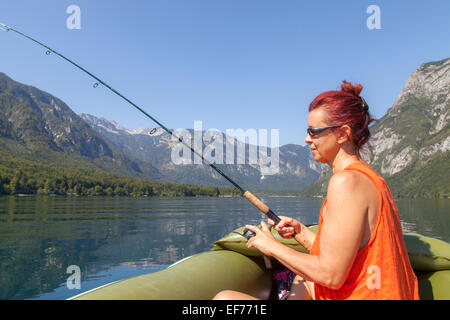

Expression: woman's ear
xmin=337 ymin=125 xmax=352 ymax=145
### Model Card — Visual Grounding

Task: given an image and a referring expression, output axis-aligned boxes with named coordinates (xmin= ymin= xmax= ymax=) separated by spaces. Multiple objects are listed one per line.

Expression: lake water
xmin=0 ymin=196 xmax=448 ymax=300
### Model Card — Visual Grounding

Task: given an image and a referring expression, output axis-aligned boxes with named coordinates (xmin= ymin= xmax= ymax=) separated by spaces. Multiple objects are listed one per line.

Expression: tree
xmin=94 ymin=185 xmax=104 ymax=196
xmin=9 ymin=176 xmax=19 ymax=195
xmin=44 ymin=179 xmax=56 ymax=194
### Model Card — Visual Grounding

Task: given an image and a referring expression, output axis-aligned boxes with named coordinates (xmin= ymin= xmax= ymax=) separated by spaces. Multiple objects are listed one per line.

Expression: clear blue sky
xmin=1 ymin=0 xmax=449 ymax=146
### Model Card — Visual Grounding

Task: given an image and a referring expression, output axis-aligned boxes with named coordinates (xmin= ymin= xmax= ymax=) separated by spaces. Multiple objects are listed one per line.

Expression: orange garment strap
xmin=309 ymin=163 xmax=420 ymax=300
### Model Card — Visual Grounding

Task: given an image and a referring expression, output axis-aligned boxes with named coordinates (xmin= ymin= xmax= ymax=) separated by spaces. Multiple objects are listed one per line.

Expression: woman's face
xmin=304 ymin=107 xmax=341 ymax=164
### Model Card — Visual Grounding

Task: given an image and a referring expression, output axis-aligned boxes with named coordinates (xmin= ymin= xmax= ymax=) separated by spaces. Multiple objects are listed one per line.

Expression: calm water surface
xmin=0 ymin=196 xmax=448 ymax=300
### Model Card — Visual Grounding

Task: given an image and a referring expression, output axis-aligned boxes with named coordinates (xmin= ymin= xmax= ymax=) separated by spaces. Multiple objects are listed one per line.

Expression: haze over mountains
xmin=0 ymin=56 xmax=448 ymax=197
xmin=80 ymin=113 xmax=323 ymax=192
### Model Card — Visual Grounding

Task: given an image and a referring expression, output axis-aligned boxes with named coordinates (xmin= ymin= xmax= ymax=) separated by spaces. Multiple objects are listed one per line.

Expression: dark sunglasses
xmin=307 ymin=125 xmax=341 ymax=137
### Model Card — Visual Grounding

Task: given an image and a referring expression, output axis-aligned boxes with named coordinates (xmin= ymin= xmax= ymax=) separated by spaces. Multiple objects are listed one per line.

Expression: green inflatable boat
xmin=70 ymin=225 xmax=450 ymax=300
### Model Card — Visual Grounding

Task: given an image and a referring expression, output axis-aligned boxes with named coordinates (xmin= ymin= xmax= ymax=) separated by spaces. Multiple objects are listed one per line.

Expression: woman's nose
xmin=305 ymin=133 xmax=312 ymax=145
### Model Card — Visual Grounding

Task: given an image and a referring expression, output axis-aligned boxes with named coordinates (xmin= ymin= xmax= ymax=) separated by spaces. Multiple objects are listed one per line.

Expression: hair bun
xmin=340 ymin=80 xmax=363 ymax=97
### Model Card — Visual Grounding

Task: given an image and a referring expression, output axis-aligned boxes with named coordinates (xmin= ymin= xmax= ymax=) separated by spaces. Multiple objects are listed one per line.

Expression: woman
xmin=214 ymin=81 xmax=420 ymax=300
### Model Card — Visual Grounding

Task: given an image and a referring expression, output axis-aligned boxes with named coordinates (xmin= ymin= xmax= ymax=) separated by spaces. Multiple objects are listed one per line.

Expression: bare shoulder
xmin=328 ymin=170 xmax=367 ymax=193
xmin=327 ymin=169 xmax=377 ymax=202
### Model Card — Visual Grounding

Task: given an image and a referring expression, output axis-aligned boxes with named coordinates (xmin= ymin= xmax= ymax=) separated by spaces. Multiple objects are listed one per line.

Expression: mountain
xmin=3 ymin=54 xmax=448 ymax=198
xmin=368 ymin=57 xmax=449 ymax=197
xmin=0 ymin=71 xmax=322 ymax=195
xmin=301 ymin=57 xmax=450 ymax=198
xmin=80 ymin=114 xmax=324 ymax=193
xmin=0 ymin=72 xmax=160 ymax=180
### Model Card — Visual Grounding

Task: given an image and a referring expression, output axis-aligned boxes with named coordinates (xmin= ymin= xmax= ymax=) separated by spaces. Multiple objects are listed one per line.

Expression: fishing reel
xmin=232 ymin=227 xmax=258 ymax=239
xmin=240 ymin=211 xmax=281 ymax=240
xmin=240 ymin=226 xmax=273 ymax=270
xmin=241 ymin=225 xmax=274 ymax=240
xmin=242 ymin=228 xmax=257 ymax=240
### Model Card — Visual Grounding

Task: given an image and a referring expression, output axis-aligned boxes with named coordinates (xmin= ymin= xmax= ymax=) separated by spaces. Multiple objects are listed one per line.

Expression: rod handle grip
xmin=243 ymin=190 xmax=269 ymax=214
xmin=243 ymin=191 xmax=282 ymax=225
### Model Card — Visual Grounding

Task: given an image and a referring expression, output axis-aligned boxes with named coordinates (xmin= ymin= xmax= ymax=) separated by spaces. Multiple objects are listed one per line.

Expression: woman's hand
xmin=268 ymin=216 xmax=302 ymax=239
xmin=245 ymin=221 xmax=281 ymax=257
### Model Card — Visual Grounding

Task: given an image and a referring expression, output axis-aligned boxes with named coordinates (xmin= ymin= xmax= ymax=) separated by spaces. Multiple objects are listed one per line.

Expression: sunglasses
xmin=307 ymin=125 xmax=341 ymax=137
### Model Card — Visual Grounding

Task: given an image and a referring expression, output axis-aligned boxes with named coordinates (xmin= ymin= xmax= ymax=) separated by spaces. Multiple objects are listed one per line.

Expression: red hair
xmin=309 ymin=81 xmax=375 ymax=149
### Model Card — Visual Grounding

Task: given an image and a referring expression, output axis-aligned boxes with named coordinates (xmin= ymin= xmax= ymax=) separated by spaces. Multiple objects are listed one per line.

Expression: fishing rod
xmin=0 ymin=22 xmax=284 ymax=236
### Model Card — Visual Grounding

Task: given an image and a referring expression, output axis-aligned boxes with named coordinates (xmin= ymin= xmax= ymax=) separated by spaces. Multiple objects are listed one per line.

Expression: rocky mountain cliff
xmin=301 ymin=57 xmax=450 ymax=198
xmin=0 ymin=72 xmax=160 ymax=180
xmin=368 ymin=57 xmax=449 ymax=197
xmin=369 ymin=58 xmax=449 ymax=174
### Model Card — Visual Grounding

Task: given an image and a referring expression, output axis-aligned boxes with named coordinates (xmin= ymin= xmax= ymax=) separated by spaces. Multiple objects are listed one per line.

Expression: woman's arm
xmin=294 ymin=225 xmax=316 ymax=251
xmin=246 ymin=171 xmax=370 ymax=289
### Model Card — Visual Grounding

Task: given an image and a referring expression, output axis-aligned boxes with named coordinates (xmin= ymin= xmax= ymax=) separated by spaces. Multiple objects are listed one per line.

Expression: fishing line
xmin=0 ymin=22 xmax=283 ymax=228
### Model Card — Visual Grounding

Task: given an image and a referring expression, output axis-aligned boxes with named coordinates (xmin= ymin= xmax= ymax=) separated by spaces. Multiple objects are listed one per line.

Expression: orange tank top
xmin=309 ymin=163 xmax=420 ymax=300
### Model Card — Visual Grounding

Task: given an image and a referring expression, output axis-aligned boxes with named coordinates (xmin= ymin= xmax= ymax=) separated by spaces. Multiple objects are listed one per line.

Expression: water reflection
xmin=396 ymin=199 xmax=450 ymax=242
xmin=0 ymin=196 xmax=448 ymax=300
